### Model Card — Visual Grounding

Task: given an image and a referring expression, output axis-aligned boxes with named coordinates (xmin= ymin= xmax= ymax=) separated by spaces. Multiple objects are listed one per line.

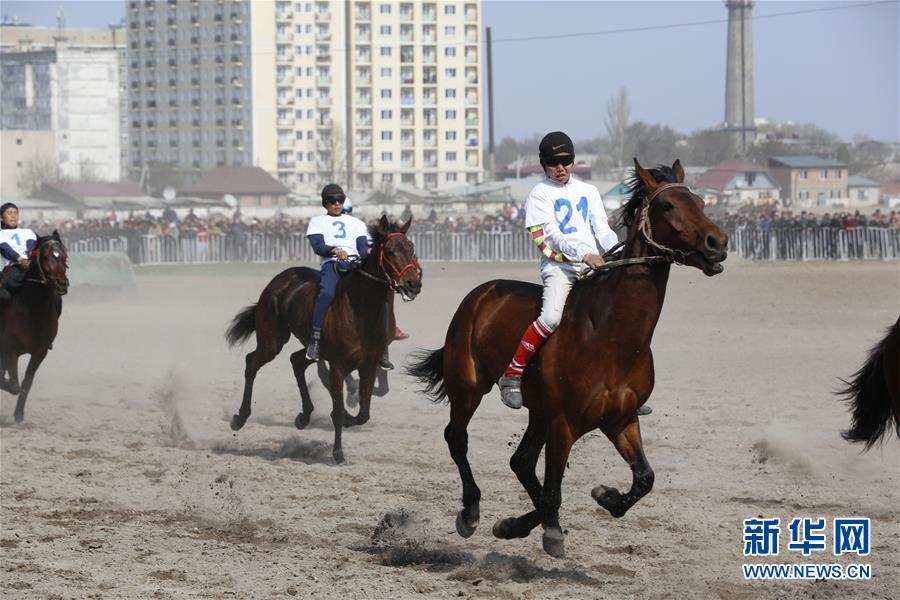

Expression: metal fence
xmin=66 ymin=227 xmax=899 ymax=265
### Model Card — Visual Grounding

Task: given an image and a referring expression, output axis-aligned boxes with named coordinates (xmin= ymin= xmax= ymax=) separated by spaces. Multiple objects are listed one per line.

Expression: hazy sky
xmin=3 ymin=0 xmax=898 ymax=143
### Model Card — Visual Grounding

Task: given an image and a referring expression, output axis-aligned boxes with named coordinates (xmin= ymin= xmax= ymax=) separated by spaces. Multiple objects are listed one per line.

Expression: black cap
xmin=539 ymin=131 xmax=574 ymax=159
xmin=321 ymin=183 xmax=346 ymax=206
xmin=0 ymin=202 xmax=18 ymax=216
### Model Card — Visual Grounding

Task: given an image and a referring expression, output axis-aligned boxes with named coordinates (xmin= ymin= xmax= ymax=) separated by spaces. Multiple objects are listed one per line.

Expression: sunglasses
xmin=543 ymin=155 xmax=574 ymax=167
xmin=324 ymin=196 xmax=346 ymax=205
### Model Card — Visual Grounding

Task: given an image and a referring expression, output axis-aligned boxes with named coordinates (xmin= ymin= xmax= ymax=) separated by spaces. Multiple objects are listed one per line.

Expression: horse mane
xmin=367 ymin=219 xmax=406 ymax=244
xmin=615 ymin=164 xmax=679 ymax=229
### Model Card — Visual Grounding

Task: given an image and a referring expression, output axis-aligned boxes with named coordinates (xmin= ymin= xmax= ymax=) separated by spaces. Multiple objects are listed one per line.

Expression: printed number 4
xmin=333 ymin=221 xmax=347 ymax=239
xmin=555 ymin=197 xmax=588 ymax=234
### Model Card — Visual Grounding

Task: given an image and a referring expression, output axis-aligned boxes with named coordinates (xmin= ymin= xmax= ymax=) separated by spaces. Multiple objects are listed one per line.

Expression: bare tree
xmin=318 ymin=122 xmax=347 ymax=186
xmin=20 ymin=153 xmax=64 ymax=196
xmin=605 ymin=87 xmax=631 ymax=174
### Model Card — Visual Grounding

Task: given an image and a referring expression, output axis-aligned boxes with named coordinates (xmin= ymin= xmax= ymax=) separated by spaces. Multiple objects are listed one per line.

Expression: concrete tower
xmin=724 ymin=0 xmax=755 ymax=153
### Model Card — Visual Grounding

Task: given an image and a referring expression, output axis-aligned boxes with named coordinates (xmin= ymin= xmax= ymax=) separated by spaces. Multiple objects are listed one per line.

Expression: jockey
xmin=340 ymin=195 xmax=407 ymax=369
xmin=497 ymin=132 xmax=618 ymax=409
xmin=0 ymin=202 xmax=38 ymax=310
xmin=305 ymin=184 xmax=369 ymax=361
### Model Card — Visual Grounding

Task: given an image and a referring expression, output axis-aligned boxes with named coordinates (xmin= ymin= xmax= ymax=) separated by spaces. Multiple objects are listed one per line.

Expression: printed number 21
xmin=332 ymin=221 xmax=347 ymax=239
xmin=555 ymin=197 xmax=588 ymax=234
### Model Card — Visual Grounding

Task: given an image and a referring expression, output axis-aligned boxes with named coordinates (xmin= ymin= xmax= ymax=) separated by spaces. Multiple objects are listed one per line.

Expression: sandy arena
xmin=1 ymin=258 xmax=898 ymax=599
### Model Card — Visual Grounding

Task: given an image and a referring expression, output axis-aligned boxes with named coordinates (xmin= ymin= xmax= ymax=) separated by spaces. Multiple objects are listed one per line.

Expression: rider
xmin=497 ymin=132 xmax=618 ymax=409
xmin=0 ymin=202 xmax=38 ymax=311
xmin=340 ymin=197 xmax=406 ymax=369
xmin=305 ymin=184 xmax=370 ymax=361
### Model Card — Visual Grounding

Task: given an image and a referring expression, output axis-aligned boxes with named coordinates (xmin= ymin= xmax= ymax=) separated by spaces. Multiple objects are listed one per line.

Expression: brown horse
xmin=408 ymin=159 xmax=727 ymax=558
xmin=0 ymin=231 xmax=69 ymax=422
xmin=840 ymin=316 xmax=900 ymax=449
xmin=225 ymin=216 xmax=422 ymax=463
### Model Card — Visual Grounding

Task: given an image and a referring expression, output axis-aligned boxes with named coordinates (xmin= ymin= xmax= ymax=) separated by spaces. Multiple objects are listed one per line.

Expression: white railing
xmin=64 ymin=228 xmax=900 ymax=265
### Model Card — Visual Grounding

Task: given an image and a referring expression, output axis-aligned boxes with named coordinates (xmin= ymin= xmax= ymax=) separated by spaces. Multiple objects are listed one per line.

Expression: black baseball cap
xmin=539 ymin=131 xmax=574 ymax=159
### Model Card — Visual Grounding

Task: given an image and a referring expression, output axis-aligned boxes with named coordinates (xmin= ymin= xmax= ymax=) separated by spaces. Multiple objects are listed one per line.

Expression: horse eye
xmin=662 ymin=201 xmax=674 ymax=211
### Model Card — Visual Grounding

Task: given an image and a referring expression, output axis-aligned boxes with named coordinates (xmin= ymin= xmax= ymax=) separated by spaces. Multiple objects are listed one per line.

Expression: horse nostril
xmin=705 ymin=234 xmax=720 ymax=251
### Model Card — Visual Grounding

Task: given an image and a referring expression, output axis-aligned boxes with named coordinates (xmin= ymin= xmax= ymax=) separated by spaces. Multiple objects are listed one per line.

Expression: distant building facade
xmin=695 ymin=161 xmax=779 ymax=206
xmin=126 ymin=0 xmax=483 ymax=193
xmin=767 ymin=155 xmax=848 ymax=208
xmin=846 ymin=175 xmax=880 ymax=208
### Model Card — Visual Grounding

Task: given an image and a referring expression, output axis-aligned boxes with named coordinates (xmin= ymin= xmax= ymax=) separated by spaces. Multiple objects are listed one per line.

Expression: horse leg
xmin=13 ymin=349 xmax=48 ymax=423
xmin=344 ymin=362 xmax=376 ymax=427
xmin=539 ymin=417 xmax=575 ymax=558
xmin=592 ymin=417 xmax=655 ymax=518
xmin=289 ymin=350 xmax=315 ymax=429
xmin=327 ymin=363 xmax=348 ymax=464
xmin=372 ymin=366 xmax=389 ymax=397
xmin=344 ymin=372 xmax=360 ymax=409
xmin=230 ymin=347 xmax=278 ymax=431
xmin=445 ymin=391 xmax=483 ymax=538
xmin=1 ymin=352 xmax=21 ymax=396
xmin=493 ymin=415 xmax=547 ymax=540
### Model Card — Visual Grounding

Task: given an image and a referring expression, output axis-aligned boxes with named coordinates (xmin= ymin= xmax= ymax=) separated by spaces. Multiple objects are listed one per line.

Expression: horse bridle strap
xmin=637 ymin=182 xmax=697 ymax=265
xmin=377 ymin=232 xmax=420 ymax=293
xmin=26 ymin=240 xmax=61 ymax=286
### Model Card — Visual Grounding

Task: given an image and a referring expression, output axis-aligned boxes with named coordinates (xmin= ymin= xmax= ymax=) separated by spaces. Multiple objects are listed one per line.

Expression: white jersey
xmin=306 ymin=213 xmax=369 ymax=265
xmin=0 ymin=227 xmax=37 ymax=268
xmin=524 ymin=175 xmax=619 ymax=274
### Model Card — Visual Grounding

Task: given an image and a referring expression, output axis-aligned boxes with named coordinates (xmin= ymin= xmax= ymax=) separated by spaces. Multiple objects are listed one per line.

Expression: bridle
xmin=26 ymin=239 xmax=68 ymax=293
xmin=350 ymin=232 xmax=421 ymax=300
xmin=581 ymin=182 xmax=700 ymax=278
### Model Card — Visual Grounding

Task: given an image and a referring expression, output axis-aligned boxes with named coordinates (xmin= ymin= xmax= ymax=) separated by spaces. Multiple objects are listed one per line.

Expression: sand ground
xmin=1 ymin=258 xmax=898 ymax=599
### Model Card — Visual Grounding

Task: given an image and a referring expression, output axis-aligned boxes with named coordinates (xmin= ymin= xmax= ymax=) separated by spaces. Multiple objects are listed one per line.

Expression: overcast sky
xmin=3 ymin=0 xmax=898 ymax=143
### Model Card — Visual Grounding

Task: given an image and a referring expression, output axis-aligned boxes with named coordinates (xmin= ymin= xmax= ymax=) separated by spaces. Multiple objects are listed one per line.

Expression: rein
xmin=580 ymin=182 xmax=697 ymax=280
xmin=348 ymin=232 xmax=420 ymax=301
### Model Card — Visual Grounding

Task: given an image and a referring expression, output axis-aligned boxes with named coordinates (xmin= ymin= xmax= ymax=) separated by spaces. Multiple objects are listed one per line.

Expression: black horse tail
xmin=839 ymin=327 xmax=899 ymax=450
xmin=406 ymin=348 xmax=447 ymax=404
xmin=226 ymin=304 xmax=257 ymax=347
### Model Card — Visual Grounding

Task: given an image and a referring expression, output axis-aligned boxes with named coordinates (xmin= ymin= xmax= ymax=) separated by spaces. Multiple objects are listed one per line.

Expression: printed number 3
xmin=333 ymin=221 xmax=347 ymax=239
xmin=554 ymin=197 xmax=588 ymax=234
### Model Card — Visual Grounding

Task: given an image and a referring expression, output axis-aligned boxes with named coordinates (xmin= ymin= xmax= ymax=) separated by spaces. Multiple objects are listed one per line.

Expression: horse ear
xmin=400 ymin=217 xmax=412 ymax=234
xmin=633 ymin=158 xmax=659 ymax=195
xmin=52 ymin=229 xmax=62 ymax=241
xmin=672 ymin=159 xmax=685 ymax=183
xmin=377 ymin=214 xmax=390 ymax=235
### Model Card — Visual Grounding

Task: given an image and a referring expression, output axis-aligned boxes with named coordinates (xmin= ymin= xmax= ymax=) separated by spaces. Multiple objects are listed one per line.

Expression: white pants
xmin=538 ymin=266 xmax=578 ymax=331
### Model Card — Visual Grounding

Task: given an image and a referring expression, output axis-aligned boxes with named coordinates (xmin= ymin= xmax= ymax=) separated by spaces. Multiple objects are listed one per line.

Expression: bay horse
xmin=0 ymin=231 xmax=69 ymax=422
xmin=408 ymin=159 xmax=727 ymax=558
xmin=225 ymin=216 xmax=422 ymax=463
xmin=839 ymin=316 xmax=900 ymax=449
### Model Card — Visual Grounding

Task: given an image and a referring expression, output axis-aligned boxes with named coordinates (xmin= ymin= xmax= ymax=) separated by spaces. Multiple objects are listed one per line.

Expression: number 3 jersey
xmin=524 ymin=176 xmax=619 ymax=274
xmin=0 ymin=227 xmax=37 ymax=268
xmin=305 ymin=214 xmax=368 ymax=265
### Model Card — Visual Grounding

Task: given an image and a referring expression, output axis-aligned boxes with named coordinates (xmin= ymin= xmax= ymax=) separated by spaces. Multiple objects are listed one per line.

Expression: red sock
xmin=504 ymin=318 xmax=552 ymax=378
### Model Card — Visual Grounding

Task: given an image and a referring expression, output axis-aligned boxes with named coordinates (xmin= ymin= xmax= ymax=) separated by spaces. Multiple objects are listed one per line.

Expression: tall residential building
xmin=127 ymin=0 xmax=483 ymax=193
xmin=0 ymin=25 xmax=126 ymax=197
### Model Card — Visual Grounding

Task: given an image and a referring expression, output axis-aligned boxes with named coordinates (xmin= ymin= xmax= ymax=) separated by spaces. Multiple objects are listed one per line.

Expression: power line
xmin=492 ymin=0 xmax=895 ymax=44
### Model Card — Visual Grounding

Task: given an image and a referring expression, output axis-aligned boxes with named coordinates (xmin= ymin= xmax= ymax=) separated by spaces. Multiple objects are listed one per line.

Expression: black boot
xmin=379 ymin=350 xmax=394 ymax=370
xmin=306 ymin=327 xmax=321 ymax=361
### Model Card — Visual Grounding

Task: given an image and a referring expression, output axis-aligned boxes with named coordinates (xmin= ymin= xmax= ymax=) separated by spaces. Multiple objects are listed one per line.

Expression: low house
xmin=695 ymin=162 xmax=780 ymax=207
xmin=846 ymin=176 xmax=880 ymax=208
xmin=183 ymin=166 xmax=291 ymax=208
xmin=767 ymin=156 xmax=848 ymax=207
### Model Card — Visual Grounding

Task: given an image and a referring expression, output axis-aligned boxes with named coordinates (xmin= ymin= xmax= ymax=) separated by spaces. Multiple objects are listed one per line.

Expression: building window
xmin=380 ymin=89 xmax=392 ymax=99
xmin=382 ymin=173 xmax=393 ymax=182
xmin=445 ymin=47 xmax=456 ymax=57
xmin=445 ymin=25 xmax=456 ymax=35
xmin=445 ymin=88 xmax=457 ymax=98
xmin=380 ymin=67 xmax=392 ymax=78
xmin=381 ymin=109 xmax=392 ymax=119
xmin=380 ymin=3 xmax=392 ymax=14
xmin=445 ymin=109 xmax=457 ymax=119
xmin=444 ymin=4 xmax=456 ymax=14
xmin=446 ymin=151 xmax=457 ymax=161
xmin=799 ymin=170 xmax=808 ymax=180
xmin=381 ymin=151 xmax=392 ymax=161
xmin=380 ymin=47 xmax=392 ymax=57
xmin=446 ymin=172 xmax=457 ymax=182
xmin=445 ymin=67 xmax=457 ymax=78
xmin=381 ymin=131 xmax=393 ymax=141
xmin=835 ymin=170 xmax=842 ymax=179
xmin=445 ymin=131 xmax=457 ymax=140
xmin=820 ymin=170 xmax=827 ymax=180
xmin=380 ymin=25 xmax=391 ymax=35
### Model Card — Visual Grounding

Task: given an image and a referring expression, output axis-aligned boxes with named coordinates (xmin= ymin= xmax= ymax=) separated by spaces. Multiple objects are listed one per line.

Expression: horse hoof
xmin=294 ymin=413 xmax=310 ymax=430
xmin=229 ymin=415 xmax=246 ymax=431
xmin=13 ymin=411 xmax=24 ymax=423
xmin=333 ymin=449 xmax=345 ymax=464
xmin=542 ymin=528 xmax=565 ymax=558
xmin=592 ymin=485 xmax=627 ymax=518
xmin=492 ymin=517 xmax=524 ymax=539
xmin=455 ymin=510 xmax=479 ymax=538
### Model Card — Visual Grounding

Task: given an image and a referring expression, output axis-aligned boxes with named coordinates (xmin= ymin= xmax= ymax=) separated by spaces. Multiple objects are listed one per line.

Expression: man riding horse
xmin=0 ymin=202 xmax=38 ymax=312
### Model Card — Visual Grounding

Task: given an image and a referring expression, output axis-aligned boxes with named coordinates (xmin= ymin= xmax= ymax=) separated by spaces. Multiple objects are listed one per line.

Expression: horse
xmin=0 ymin=231 xmax=69 ymax=422
xmin=225 ymin=216 xmax=422 ymax=463
xmin=839 ymin=316 xmax=900 ymax=449
xmin=408 ymin=159 xmax=727 ymax=558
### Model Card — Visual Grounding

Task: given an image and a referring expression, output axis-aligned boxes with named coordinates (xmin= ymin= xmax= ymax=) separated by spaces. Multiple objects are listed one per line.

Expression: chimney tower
xmin=724 ymin=0 xmax=755 ymax=153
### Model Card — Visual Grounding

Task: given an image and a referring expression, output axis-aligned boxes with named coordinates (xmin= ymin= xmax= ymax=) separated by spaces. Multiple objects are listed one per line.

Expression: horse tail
xmin=839 ymin=325 xmax=899 ymax=450
xmin=225 ymin=304 xmax=257 ymax=347
xmin=406 ymin=348 xmax=447 ymax=404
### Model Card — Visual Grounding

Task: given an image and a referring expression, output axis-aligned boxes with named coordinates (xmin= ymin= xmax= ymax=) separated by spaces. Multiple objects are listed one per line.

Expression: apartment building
xmin=127 ymin=0 xmax=483 ymax=193
xmin=767 ymin=156 xmax=848 ymax=208
xmin=0 ymin=25 xmax=127 ymax=197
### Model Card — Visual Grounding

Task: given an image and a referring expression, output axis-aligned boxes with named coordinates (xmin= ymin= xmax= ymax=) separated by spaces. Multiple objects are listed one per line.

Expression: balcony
xmin=277 ymin=116 xmax=295 ymax=127
xmin=423 ymin=138 xmax=436 ymax=148
xmin=317 ymin=75 xmax=332 ymax=85
xmin=277 ymin=31 xmax=294 ymax=43
xmin=315 ymin=9 xmax=330 ymax=21
xmin=316 ymin=53 xmax=332 ymax=62
xmin=276 ymin=10 xmax=292 ymax=21
xmin=317 ymin=138 xmax=332 ymax=150
xmin=356 ymin=137 xmax=372 ymax=147
xmin=276 ymin=52 xmax=294 ymax=64
xmin=356 ymin=96 xmax=372 ymax=107
xmin=356 ymin=9 xmax=371 ymax=21
xmin=277 ymin=74 xmax=295 ymax=85
xmin=400 ymin=96 xmax=415 ymax=106
xmin=466 ymin=96 xmax=478 ymax=106
xmin=317 ymin=118 xmax=333 ymax=128
xmin=278 ymin=138 xmax=293 ymax=149
xmin=316 ymin=96 xmax=332 ymax=107
xmin=465 ymin=118 xmax=478 ymax=126
xmin=277 ymin=160 xmax=296 ymax=169
xmin=316 ymin=31 xmax=332 ymax=42
xmin=277 ymin=95 xmax=294 ymax=106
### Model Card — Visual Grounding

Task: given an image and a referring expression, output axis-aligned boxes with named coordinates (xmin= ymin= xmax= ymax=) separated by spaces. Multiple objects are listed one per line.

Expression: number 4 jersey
xmin=0 ymin=227 xmax=37 ymax=268
xmin=524 ymin=176 xmax=619 ymax=274
xmin=305 ymin=214 xmax=368 ymax=265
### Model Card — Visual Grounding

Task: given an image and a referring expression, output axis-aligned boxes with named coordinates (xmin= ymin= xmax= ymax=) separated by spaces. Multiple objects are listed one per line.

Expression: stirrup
xmin=379 ymin=353 xmax=394 ymax=370
xmin=306 ymin=331 xmax=321 ymax=361
xmin=636 ymin=404 xmax=652 ymax=416
xmin=498 ymin=375 xmax=523 ymax=409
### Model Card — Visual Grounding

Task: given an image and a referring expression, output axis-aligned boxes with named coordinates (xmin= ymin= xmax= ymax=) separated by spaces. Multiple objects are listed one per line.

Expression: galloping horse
xmin=0 ymin=231 xmax=69 ymax=422
xmin=225 ymin=216 xmax=422 ymax=463
xmin=409 ymin=159 xmax=727 ymax=558
xmin=840 ymin=316 xmax=900 ymax=449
